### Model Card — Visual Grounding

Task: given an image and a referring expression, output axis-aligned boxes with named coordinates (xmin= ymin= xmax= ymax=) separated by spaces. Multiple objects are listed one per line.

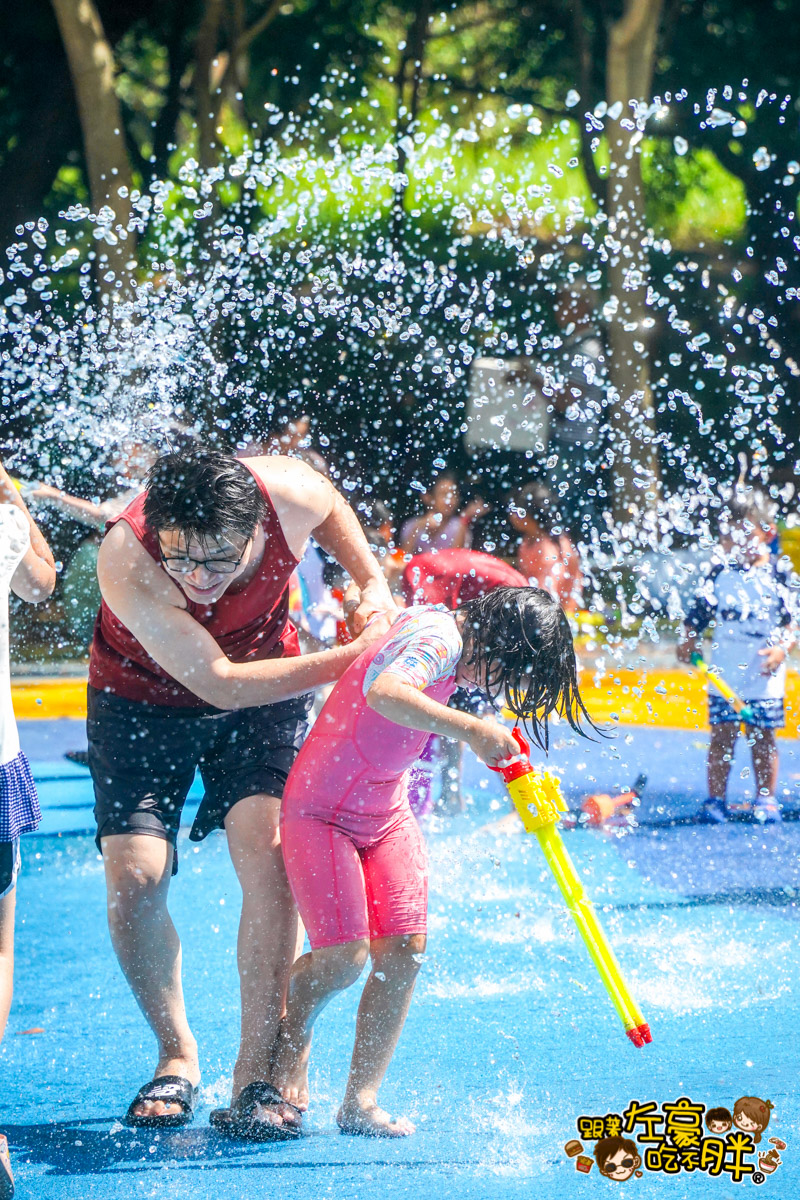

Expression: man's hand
xmin=350 ymin=609 xmax=394 ymax=650
xmin=759 ymin=646 xmax=786 ymax=675
xmin=349 ymin=580 xmax=396 ymax=636
xmin=467 ymin=719 xmax=520 ymax=769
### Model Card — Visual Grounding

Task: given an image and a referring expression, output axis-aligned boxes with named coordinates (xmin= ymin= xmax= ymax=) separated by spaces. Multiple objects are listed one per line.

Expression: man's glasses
xmin=611 ymin=1159 xmax=635 ymax=1172
xmin=159 ymin=542 xmax=249 ymax=576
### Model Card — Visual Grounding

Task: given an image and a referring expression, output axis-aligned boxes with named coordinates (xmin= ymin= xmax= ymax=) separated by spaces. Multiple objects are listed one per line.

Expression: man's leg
xmin=102 ymin=833 xmax=199 ymax=1118
xmin=224 ymin=793 xmax=301 ymax=1103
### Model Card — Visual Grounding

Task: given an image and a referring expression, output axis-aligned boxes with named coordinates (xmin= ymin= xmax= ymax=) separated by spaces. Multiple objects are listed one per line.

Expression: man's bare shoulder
xmin=97 ymin=520 xmax=183 ymax=610
xmin=245 ymin=454 xmax=321 ymax=489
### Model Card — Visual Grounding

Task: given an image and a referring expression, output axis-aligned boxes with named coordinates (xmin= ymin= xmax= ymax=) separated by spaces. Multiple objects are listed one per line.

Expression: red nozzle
xmin=626 ymin=1028 xmax=645 ymax=1048
xmin=636 ymin=1023 xmax=652 ymax=1044
xmin=492 ymin=728 xmax=533 ymax=783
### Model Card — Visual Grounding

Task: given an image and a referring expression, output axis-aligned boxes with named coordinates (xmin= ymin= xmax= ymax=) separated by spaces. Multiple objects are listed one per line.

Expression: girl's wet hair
xmin=456 ymin=586 xmax=597 ymax=750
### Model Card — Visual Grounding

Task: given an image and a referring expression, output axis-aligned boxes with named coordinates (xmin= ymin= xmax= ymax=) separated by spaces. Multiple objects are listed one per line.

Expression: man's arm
xmin=254 ymin=456 xmax=395 ymax=632
xmin=97 ymin=522 xmax=389 ymax=709
xmin=0 ymin=465 xmax=57 ymax=603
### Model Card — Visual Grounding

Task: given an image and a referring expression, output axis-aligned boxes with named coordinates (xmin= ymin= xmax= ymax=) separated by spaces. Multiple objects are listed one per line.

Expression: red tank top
xmin=89 ymin=466 xmax=300 ymax=707
xmin=401 ymin=548 xmax=527 ymax=609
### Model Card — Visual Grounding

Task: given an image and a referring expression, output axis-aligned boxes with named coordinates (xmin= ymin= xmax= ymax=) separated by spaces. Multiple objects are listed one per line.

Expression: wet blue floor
xmin=4 ymin=719 xmax=799 ymax=1198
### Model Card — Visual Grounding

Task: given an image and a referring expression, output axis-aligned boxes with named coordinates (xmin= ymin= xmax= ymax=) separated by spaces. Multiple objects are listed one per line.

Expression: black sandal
xmin=124 ymin=1075 xmax=199 ymax=1129
xmin=210 ymin=1081 xmax=302 ymax=1142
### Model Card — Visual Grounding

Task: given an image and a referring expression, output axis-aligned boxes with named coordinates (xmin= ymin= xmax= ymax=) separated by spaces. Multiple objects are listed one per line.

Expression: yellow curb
xmin=577 ymin=668 xmax=799 ymax=739
xmin=11 ymin=679 xmax=88 ymax=719
xmin=11 ymin=670 xmax=800 ymax=738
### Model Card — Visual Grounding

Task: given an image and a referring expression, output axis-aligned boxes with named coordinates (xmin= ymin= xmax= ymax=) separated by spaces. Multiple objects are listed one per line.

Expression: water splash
xmin=0 ymin=82 xmax=797 ymax=642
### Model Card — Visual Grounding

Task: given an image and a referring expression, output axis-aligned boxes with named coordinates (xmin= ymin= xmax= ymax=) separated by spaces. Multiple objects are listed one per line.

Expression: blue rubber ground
xmin=4 ymin=718 xmax=799 ymax=1199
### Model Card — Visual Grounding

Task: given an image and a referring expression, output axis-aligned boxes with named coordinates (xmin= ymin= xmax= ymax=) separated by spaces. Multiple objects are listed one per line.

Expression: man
xmin=91 ymin=446 xmax=394 ymax=1138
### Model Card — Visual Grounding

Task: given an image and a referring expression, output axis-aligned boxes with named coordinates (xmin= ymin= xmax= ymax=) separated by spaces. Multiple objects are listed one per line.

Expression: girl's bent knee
xmin=313 ymin=940 xmax=369 ymax=988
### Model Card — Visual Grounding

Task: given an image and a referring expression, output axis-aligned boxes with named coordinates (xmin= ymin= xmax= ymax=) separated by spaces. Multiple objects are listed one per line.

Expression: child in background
xmin=400 ymin=471 xmax=489 ymax=556
xmin=678 ymin=496 xmax=798 ymax=824
xmin=508 ymin=482 xmax=583 ymax=614
xmin=0 ymin=461 xmax=56 ymax=1198
xmin=273 ymin=587 xmax=594 ymax=1140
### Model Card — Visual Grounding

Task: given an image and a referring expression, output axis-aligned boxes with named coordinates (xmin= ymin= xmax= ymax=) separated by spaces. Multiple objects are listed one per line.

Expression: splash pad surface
xmin=3 ymin=718 xmax=798 ymax=1198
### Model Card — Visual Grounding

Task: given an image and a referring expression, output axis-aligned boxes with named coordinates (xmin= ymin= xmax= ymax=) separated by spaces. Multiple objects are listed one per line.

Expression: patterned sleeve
xmin=379 ymin=610 xmax=463 ymax=691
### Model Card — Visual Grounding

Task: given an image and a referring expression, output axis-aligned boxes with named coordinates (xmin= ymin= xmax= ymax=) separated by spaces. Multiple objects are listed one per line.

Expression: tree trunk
xmin=194 ymin=0 xmax=225 ymax=170
xmin=604 ymin=0 xmax=664 ymax=526
xmin=392 ymin=0 xmax=432 ymax=247
xmin=50 ymin=0 xmax=135 ymax=298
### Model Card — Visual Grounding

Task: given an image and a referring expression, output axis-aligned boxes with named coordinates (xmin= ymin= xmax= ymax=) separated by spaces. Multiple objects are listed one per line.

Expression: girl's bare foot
xmin=272 ymin=1016 xmax=311 ymax=1112
xmin=337 ymin=1100 xmax=415 ymax=1137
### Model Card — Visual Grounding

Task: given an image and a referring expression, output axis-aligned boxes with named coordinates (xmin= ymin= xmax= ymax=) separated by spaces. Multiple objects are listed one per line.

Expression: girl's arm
xmin=366 ymin=673 xmax=519 ymax=767
xmin=26 ymin=482 xmax=130 ymax=530
xmin=0 ymin=467 xmax=57 ymax=603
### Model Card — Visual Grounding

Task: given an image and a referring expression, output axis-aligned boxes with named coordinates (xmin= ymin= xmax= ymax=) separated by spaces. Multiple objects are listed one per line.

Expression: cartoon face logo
xmin=595 ymin=1136 xmax=642 ymax=1182
xmin=733 ymin=1096 xmax=775 ymax=1144
xmin=706 ymin=1107 xmax=733 ymax=1135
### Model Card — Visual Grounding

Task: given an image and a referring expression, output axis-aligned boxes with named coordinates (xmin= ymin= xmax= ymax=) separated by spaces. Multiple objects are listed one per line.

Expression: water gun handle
xmin=491 ymin=728 xmax=564 ymax=833
xmin=690 ymin=652 xmax=754 ymax=721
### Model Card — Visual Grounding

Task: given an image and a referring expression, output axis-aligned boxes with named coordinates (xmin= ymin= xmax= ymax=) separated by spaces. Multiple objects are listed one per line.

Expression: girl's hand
xmin=467 ymin=719 xmax=520 ymax=768
xmin=463 ymin=497 xmax=491 ymax=523
xmin=759 ymin=646 xmax=786 ymax=675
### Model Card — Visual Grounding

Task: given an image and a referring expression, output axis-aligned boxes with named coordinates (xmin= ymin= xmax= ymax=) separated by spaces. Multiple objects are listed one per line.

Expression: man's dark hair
xmin=456 ymin=586 xmax=597 ymax=750
xmin=706 ymin=1107 xmax=732 ymax=1129
xmin=595 ymin=1136 xmax=639 ymax=1173
xmin=143 ymin=448 xmax=267 ymax=542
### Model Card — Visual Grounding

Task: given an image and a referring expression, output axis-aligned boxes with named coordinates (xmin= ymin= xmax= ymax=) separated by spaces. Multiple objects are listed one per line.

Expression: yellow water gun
xmin=494 ymin=729 xmax=652 ymax=1048
xmin=690 ymin=652 xmax=755 ymax=724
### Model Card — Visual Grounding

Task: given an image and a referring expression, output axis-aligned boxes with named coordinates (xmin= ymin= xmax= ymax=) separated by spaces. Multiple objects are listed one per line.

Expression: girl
xmin=732 ymin=1096 xmax=774 ymax=1144
xmin=0 ymin=463 xmax=57 ymax=1197
xmin=508 ymin=482 xmax=583 ymax=614
xmin=266 ymin=587 xmax=593 ymax=1140
xmin=399 ymin=471 xmax=489 ymax=556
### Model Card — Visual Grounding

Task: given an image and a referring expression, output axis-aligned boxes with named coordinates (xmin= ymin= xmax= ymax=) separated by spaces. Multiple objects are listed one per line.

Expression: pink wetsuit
xmin=281 ymin=607 xmax=460 ymax=949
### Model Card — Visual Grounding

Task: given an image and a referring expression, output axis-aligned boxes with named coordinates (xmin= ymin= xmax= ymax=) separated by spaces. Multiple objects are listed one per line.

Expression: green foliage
xmin=643 ymin=140 xmax=748 ymax=247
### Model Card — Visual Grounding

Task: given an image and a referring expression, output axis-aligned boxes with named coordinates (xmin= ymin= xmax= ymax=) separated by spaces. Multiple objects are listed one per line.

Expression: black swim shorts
xmin=88 ymin=685 xmax=313 ymax=873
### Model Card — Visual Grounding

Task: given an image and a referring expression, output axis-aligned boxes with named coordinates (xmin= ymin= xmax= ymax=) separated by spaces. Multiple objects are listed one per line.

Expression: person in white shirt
xmin=0 ymin=460 xmax=56 ymax=1199
xmin=678 ymin=497 xmax=798 ymax=824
